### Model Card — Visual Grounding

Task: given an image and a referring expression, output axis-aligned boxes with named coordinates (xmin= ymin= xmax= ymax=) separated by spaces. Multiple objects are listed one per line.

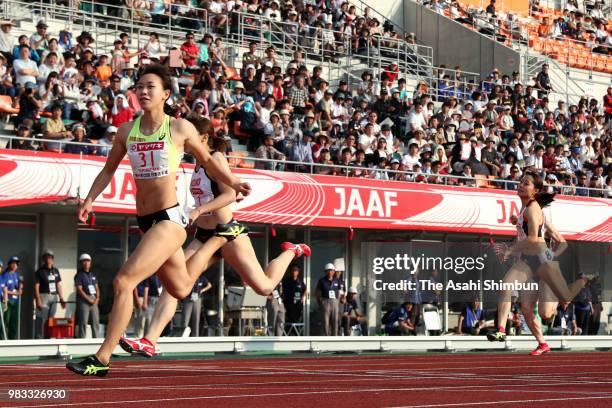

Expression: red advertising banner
xmin=0 ymin=149 xmax=610 ymax=241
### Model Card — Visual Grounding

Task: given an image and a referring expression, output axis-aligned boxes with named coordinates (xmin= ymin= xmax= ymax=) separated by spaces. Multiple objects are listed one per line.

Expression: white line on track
xmin=8 ymin=387 xmax=612 ymax=408
xmin=385 ymin=395 xmax=612 ymax=408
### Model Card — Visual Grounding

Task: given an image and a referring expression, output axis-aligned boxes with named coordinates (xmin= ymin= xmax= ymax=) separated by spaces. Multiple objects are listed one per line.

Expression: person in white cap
xmin=98 ymin=126 xmax=118 ymax=156
xmin=316 ymin=263 xmax=340 ymax=336
xmin=74 ymin=253 xmax=101 ymax=338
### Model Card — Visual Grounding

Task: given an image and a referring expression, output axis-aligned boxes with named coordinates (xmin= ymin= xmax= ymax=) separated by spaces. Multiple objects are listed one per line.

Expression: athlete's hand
xmin=79 ymin=198 xmax=93 ymax=223
xmin=493 ymin=243 xmax=510 ymax=262
xmin=236 ymin=192 xmax=245 ymax=203
xmin=188 ymin=207 xmax=201 ymax=225
xmin=234 ymin=181 xmax=252 ymax=197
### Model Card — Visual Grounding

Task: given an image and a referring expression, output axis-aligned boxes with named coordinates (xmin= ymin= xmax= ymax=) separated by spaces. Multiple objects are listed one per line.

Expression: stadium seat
xmin=0 ymin=95 xmax=18 ymax=115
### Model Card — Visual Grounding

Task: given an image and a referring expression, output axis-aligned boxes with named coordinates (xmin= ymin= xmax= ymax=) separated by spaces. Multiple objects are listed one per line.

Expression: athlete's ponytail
xmin=187 ymin=116 xmax=227 ymax=153
xmin=527 ymin=172 xmax=556 ymax=208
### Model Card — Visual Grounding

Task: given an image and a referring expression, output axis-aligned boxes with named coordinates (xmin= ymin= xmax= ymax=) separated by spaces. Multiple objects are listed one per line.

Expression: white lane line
xmin=9 ymin=387 xmax=612 ymax=408
xmin=385 ymin=395 xmax=612 ymax=408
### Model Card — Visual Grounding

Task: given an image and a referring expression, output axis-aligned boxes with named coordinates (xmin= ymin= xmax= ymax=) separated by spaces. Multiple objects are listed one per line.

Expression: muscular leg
xmin=145 ymin=239 xmax=220 ymax=345
xmin=520 ymin=289 xmax=546 ymax=344
xmin=537 ymin=261 xmax=585 ymax=302
xmin=221 ymin=234 xmax=296 ymax=296
xmin=538 ymin=280 xmax=558 ymax=322
xmin=96 ymin=222 xmax=186 ymax=364
xmin=496 ymin=261 xmax=533 ymax=331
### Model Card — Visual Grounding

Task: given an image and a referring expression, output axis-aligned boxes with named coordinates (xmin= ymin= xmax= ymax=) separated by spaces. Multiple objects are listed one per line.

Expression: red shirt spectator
xmin=180 ymin=34 xmax=199 ymax=68
xmin=108 ymin=94 xmax=134 ymax=127
xmin=604 ymin=87 xmax=612 ymax=116
xmin=382 ymin=62 xmax=399 ymax=85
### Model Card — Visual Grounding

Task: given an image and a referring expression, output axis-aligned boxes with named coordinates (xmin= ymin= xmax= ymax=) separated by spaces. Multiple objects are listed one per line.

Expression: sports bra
xmin=190 ymin=164 xmax=220 ymax=212
xmin=516 ymin=200 xmax=546 ymax=242
xmin=126 ymin=115 xmax=182 ymax=179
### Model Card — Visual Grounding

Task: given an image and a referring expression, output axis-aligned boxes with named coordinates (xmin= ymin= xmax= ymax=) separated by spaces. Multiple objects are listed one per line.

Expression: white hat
xmin=245 ymin=64 xmax=255 ymax=71
xmin=348 ymin=287 xmax=358 ymax=294
xmin=79 ymin=253 xmax=92 ymax=261
xmin=324 ymin=263 xmax=336 ymax=270
xmin=106 ymin=126 xmax=118 ymax=133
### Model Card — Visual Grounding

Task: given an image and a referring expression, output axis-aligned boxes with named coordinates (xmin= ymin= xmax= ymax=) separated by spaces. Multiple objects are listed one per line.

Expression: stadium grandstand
xmin=0 ymin=0 xmax=610 ymax=405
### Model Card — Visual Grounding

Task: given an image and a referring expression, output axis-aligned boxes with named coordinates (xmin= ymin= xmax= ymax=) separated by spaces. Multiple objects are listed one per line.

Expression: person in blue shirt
xmin=74 ymin=254 xmax=100 ymax=338
xmin=550 ymin=301 xmax=577 ymax=335
xmin=181 ymin=274 xmax=212 ymax=337
xmin=573 ymin=273 xmax=592 ymax=335
xmin=334 ymin=267 xmax=347 ymax=334
xmin=2 ymin=256 xmax=23 ymax=339
xmin=316 ymin=264 xmax=340 ymax=336
xmin=342 ymin=287 xmax=365 ymax=336
xmin=34 ymin=250 xmax=66 ymax=339
xmin=282 ymin=265 xmax=306 ymax=324
xmin=132 ymin=279 xmax=150 ymax=338
xmin=457 ymin=296 xmax=487 ymax=335
xmin=143 ymin=274 xmax=163 ymax=334
xmin=0 ymin=259 xmax=5 ymax=339
xmin=383 ymin=302 xmax=414 ymax=336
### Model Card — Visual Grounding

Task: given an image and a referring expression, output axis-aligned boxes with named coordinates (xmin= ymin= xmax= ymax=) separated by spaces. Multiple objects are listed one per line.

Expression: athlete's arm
xmin=505 ymin=205 xmax=543 ymax=257
xmin=190 ymin=153 xmax=238 ymax=222
xmin=545 ymin=222 xmax=568 ymax=258
xmin=180 ymin=120 xmax=251 ymax=196
xmin=79 ymin=125 xmax=128 ymax=222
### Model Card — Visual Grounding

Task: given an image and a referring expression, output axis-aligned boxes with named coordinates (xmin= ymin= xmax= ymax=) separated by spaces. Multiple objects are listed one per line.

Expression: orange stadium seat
xmin=0 ymin=95 xmax=18 ymax=115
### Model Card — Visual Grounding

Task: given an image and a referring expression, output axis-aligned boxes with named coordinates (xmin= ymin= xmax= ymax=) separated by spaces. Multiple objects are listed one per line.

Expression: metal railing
xmin=1 ymin=0 xmax=485 ymax=104
xmin=1 ymin=135 xmax=609 ymax=198
xmin=2 ymin=0 xmax=447 ymax=95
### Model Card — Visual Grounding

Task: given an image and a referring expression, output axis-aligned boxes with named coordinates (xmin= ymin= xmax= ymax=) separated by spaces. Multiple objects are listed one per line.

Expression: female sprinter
xmin=488 ymin=173 xmax=586 ymax=355
xmin=119 ymin=117 xmax=310 ymax=357
xmin=66 ymin=64 xmax=251 ymax=376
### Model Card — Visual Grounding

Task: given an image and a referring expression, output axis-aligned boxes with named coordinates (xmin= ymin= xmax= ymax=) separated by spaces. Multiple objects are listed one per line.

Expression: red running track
xmin=1 ymin=352 xmax=612 ymax=407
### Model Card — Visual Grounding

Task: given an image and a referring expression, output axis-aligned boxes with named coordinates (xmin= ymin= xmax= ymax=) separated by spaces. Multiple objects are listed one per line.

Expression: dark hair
xmin=188 ymin=116 xmax=213 ymax=137
xmin=188 ymin=117 xmax=227 ymax=153
xmin=139 ymin=64 xmax=172 ymax=91
xmin=525 ymin=172 xmax=555 ymax=208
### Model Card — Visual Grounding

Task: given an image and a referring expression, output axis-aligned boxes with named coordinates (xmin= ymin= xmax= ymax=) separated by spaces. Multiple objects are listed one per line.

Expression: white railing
xmin=1 ymin=135 xmax=609 ymax=198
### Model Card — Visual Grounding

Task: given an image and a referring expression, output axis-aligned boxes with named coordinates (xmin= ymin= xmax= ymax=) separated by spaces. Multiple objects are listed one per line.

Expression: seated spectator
xmin=457 ymin=296 xmax=487 ymax=335
xmin=292 ymin=132 xmax=314 ymax=172
xmin=107 ymin=94 xmax=134 ymax=127
xmin=0 ymin=54 xmax=14 ymax=97
xmin=537 ymin=17 xmax=552 ymax=38
xmin=504 ymin=165 xmax=521 ymax=190
xmin=64 ymin=124 xmax=96 ymax=155
xmin=97 ymin=126 xmax=117 ymax=156
xmin=255 ymin=134 xmax=286 ymax=171
xmin=549 ymin=301 xmax=579 ymax=335
xmin=41 ymin=104 xmax=70 ymax=152
xmin=342 ymin=287 xmax=365 ymax=336
xmin=12 ymin=121 xmax=36 ymax=150
xmin=383 ymin=302 xmax=414 ymax=336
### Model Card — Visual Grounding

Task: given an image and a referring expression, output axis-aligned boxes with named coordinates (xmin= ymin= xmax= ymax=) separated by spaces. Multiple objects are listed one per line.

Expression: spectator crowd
xmin=0 ymin=0 xmax=609 ymax=201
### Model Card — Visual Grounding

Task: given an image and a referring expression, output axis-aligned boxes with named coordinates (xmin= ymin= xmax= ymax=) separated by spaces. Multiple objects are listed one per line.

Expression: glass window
xmin=309 ymin=229 xmax=346 ymax=335
xmin=78 ymin=216 xmax=125 ymax=316
xmin=0 ymin=214 xmax=37 ymax=339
